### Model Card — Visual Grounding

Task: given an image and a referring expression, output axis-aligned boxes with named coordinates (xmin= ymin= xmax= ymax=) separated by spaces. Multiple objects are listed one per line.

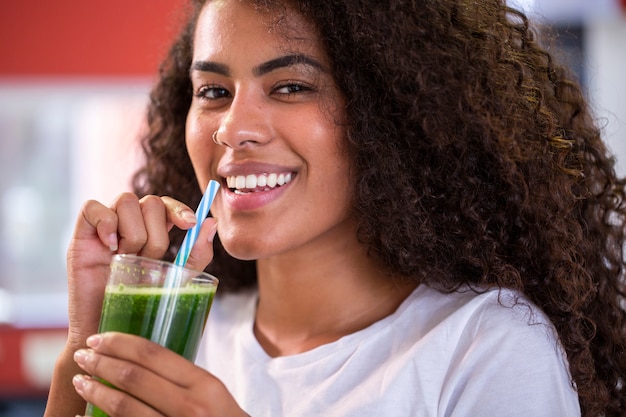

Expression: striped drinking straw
xmin=174 ymin=179 xmax=221 ymax=267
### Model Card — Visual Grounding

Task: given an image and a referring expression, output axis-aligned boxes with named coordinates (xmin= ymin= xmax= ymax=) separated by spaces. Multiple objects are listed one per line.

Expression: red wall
xmin=0 ymin=0 xmax=185 ymax=77
xmin=3 ymin=1 xmax=626 ymax=77
xmin=0 ymin=326 xmax=68 ymax=397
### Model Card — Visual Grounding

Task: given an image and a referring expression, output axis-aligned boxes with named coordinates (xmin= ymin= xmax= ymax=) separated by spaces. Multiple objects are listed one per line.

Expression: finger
xmin=184 ymin=217 xmax=218 ymax=272
xmin=76 ymin=335 xmax=206 ymax=416
xmin=111 ymin=193 xmax=148 ymax=254
xmin=161 ymin=196 xmax=198 ymax=230
xmin=137 ymin=195 xmax=170 ymax=259
xmin=72 ymin=374 xmax=164 ymax=417
xmin=75 ymin=199 xmax=119 ymax=252
xmin=85 ymin=333 xmax=201 ymax=388
xmin=74 ymin=348 xmax=174 ymax=406
xmin=79 ymin=333 xmax=247 ymax=417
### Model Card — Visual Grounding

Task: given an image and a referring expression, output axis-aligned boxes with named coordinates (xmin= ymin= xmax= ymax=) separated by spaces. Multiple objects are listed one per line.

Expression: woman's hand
xmin=44 ymin=193 xmax=218 ymax=417
xmin=65 ymin=193 xmax=216 ymax=350
xmin=72 ymin=332 xmax=248 ymax=417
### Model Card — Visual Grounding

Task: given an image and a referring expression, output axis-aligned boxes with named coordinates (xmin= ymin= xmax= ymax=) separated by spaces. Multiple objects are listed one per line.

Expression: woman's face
xmin=186 ymin=0 xmax=353 ymax=261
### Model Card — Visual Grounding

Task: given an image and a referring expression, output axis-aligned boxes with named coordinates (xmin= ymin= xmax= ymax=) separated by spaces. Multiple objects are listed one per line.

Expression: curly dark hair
xmin=133 ymin=0 xmax=626 ymax=415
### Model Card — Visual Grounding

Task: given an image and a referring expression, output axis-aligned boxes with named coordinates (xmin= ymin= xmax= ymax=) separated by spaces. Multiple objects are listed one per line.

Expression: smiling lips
xmin=226 ymin=172 xmax=294 ymax=195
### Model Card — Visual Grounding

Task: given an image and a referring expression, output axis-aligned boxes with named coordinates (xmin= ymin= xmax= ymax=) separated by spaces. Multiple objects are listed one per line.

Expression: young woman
xmin=45 ymin=0 xmax=626 ymax=416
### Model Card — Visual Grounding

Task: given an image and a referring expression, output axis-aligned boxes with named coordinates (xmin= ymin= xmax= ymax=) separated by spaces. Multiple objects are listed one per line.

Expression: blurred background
xmin=0 ymin=0 xmax=625 ymax=415
xmin=0 ymin=1 xmax=182 ymax=415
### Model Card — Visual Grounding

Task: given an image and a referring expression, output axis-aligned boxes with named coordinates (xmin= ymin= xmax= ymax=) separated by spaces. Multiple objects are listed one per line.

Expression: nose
xmin=215 ymin=90 xmax=273 ymax=149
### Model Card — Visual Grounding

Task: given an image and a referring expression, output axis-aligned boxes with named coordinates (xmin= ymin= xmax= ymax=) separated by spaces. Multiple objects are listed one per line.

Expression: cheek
xmin=318 ymin=124 xmax=350 ymax=180
xmin=185 ymin=112 xmax=212 ymax=182
xmin=185 ymin=112 xmax=201 ymax=153
xmin=310 ymin=125 xmax=353 ymax=205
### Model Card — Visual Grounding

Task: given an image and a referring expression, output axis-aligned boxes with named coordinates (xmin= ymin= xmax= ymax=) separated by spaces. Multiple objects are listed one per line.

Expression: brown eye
xmin=273 ymin=82 xmax=313 ymax=95
xmin=195 ymin=85 xmax=231 ymax=100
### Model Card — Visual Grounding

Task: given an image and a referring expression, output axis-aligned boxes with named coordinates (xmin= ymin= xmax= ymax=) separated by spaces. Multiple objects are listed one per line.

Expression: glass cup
xmin=85 ymin=254 xmax=219 ymax=417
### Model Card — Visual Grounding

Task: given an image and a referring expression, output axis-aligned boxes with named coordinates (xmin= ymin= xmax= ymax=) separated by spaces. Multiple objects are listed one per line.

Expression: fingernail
xmin=74 ymin=349 xmax=88 ymax=365
xmin=208 ymin=222 xmax=218 ymax=243
xmin=108 ymin=233 xmax=118 ymax=251
xmin=72 ymin=374 xmax=87 ymax=393
xmin=86 ymin=334 xmax=101 ymax=348
xmin=181 ymin=209 xmax=197 ymax=224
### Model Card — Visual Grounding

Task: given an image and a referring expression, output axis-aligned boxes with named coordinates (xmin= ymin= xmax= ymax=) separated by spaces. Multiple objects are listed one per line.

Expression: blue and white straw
xmin=173 ymin=180 xmax=220 ymax=267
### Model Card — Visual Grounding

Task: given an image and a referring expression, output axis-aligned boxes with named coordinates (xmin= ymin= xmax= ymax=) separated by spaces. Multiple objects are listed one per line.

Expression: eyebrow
xmin=190 ymin=54 xmax=325 ymax=77
xmin=190 ymin=60 xmax=230 ymax=76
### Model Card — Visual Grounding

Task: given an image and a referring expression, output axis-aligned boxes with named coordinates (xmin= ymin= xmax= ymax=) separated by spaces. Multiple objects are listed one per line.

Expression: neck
xmin=253 ymin=234 xmax=417 ymax=357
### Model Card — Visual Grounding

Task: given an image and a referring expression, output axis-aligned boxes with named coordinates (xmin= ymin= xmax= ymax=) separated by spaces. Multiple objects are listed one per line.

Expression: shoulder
xmin=409 ymin=284 xmax=558 ymax=338
xmin=409 ymin=285 xmax=568 ymax=376
xmin=409 ymin=285 xmax=581 ymax=416
xmin=402 ymin=285 xmax=553 ymax=337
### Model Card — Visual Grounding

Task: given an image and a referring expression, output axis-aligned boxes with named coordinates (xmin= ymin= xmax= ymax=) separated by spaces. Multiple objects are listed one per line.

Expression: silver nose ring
xmin=212 ymin=131 xmax=221 ymax=145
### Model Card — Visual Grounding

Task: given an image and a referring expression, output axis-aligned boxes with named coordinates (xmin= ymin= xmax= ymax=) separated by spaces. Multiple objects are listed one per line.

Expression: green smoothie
xmin=86 ymin=283 xmax=215 ymax=417
xmin=98 ymin=283 xmax=215 ymax=358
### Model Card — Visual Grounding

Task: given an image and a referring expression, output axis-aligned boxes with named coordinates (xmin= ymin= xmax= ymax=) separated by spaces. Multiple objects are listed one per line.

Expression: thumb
xmin=183 ymin=217 xmax=218 ymax=272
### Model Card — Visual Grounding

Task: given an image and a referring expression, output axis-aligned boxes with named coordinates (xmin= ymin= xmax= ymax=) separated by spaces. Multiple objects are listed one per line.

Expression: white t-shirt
xmin=196 ymin=285 xmax=581 ymax=416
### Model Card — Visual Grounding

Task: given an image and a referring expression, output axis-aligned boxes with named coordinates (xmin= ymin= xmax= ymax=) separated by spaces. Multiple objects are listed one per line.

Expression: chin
xmin=220 ymin=237 xmax=270 ymax=261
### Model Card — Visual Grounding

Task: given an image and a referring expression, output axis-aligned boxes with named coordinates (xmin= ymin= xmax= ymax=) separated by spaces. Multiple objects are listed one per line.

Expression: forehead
xmin=193 ymin=0 xmax=325 ymax=62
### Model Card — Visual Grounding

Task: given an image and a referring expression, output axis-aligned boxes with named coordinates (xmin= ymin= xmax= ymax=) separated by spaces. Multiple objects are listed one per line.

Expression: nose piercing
xmin=212 ymin=131 xmax=221 ymax=145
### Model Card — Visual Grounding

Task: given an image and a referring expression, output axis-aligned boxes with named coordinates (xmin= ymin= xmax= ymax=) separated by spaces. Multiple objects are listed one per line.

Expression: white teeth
xmin=226 ymin=172 xmax=293 ymax=193
xmin=267 ymin=173 xmax=277 ymax=187
xmin=245 ymin=174 xmax=257 ymax=189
